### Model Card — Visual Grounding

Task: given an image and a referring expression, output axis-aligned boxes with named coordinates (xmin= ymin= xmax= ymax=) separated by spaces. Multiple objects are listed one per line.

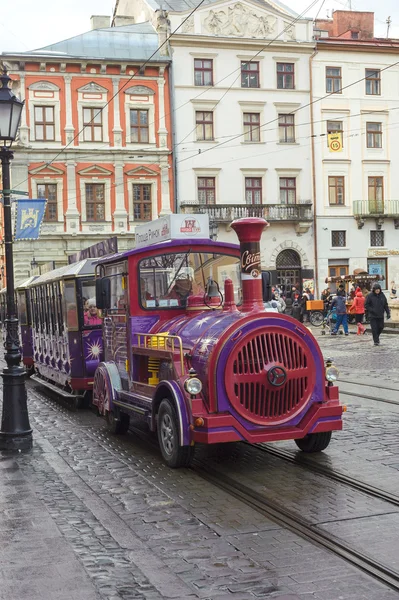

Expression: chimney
xmin=90 ymin=15 xmax=111 ymax=30
xmin=230 ymin=218 xmax=269 ymax=313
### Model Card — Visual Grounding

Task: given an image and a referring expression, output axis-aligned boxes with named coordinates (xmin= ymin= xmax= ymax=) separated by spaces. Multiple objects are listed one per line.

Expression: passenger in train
xmin=84 ymin=300 xmax=102 ymax=325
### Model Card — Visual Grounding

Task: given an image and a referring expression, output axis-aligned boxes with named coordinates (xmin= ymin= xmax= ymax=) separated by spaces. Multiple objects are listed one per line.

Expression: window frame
xmin=197 ymin=177 xmax=216 ymax=205
xmin=366 ymin=122 xmax=382 ymax=148
xmin=367 ymin=257 xmax=387 ymax=282
xmin=130 ymin=108 xmax=149 ymax=143
xmin=326 ymin=67 xmax=342 ymax=94
xmin=194 ymin=59 xmax=213 ymax=86
xmin=241 ymin=61 xmax=260 ymax=88
xmin=245 ymin=177 xmax=262 ymax=205
xmin=279 ymin=177 xmax=296 ymax=205
xmin=276 ymin=63 xmax=295 ymax=90
xmin=365 ymin=69 xmax=381 ymax=95
xmin=331 ymin=230 xmax=346 ymax=247
xmin=37 ymin=182 xmax=58 ymax=222
xmin=34 ymin=105 xmax=55 ymax=141
xmin=368 ymin=176 xmax=384 ymax=203
xmin=278 ymin=114 xmax=295 ymax=143
xmin=370 ymin=230 xmax=385 ymax=247
xmin=133 ymin=183 xmax=152 ymax=221
xmin=82 ymin=106 xmax=103 ymax=142
xmin=328 ymin=176 xmax=345 ymax=206
xmin=85 ymin=183 xmax=106 ymax=222
xmin=327 ymin=120 xmax=343 ymax=147
xmin=195 ymin=111 xmax=214 ymax=141
xmin=243 ymin=112 xmax=260 ymax=142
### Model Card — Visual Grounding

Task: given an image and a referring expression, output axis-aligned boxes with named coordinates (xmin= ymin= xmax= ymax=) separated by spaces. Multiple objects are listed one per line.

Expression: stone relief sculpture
xmin=284 ymin=21 xmax=296 ymax=40
xmin=202 ymin=3 xmax=277 ymax=38
xmin=181 ymin=15 xmax=194 ymax=33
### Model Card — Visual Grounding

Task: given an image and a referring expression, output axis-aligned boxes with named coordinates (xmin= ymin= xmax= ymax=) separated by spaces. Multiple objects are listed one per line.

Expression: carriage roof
xmin=25 ymin=259 xmax=98 ymax=287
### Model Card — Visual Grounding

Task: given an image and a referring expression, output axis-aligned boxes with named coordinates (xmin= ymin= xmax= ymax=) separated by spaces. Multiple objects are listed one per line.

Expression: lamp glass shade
xmin=0 ymin=72 xmax=24 ymax=142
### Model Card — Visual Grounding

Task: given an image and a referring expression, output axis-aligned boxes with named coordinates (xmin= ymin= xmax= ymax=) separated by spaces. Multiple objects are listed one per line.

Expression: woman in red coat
xmin=351 ymin=290 xmax=366 ymax=335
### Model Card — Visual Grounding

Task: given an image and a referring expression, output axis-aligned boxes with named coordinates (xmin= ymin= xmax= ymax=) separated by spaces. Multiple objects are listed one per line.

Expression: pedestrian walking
xmin=365 ymin=283 xmax=391 ymax=346
xmin=331 ymin=291 xmax=349 ymax=336
xmin=350 ymin=290 xmax=366 ymax=335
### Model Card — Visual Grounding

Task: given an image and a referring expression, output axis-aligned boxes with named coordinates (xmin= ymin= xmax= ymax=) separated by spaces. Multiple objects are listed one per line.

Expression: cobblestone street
xmin=0 ymin=330 xmax=399 ymax=600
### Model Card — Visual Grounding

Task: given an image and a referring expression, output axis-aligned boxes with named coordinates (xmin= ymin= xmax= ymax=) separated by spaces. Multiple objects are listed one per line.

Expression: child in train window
xmin=84 ymin=299 xmax=102 ymax=325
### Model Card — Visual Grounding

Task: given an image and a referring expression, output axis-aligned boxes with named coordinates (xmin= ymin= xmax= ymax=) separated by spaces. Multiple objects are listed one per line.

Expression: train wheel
xmin=157 ymin=399 xmax=193 ymax=468
xmin=295 ymin=431 xmax=332 ymax=453
xmin=106 ymin=409 xmax=130 ymax=435
xmin=309 ymin=311 xmax=324 ymax=327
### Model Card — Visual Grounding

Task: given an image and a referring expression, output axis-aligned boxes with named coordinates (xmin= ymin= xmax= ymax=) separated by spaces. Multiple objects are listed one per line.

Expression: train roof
xmin=16 ymin=275 xmax=40 ymax=290
xmin=26 ymin=259 xmax=98 ymax=286
xmin=96 ymin=238 xmax=240 ymax=266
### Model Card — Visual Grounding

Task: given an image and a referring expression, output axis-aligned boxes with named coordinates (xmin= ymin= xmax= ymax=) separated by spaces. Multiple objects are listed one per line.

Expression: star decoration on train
xmin=198 ymin=336 xmax=218 ymax=354
xmin=193 ymin=315 xmax=213 ymax=329
xmin=87 ymin=340 xmax=103 ymax=360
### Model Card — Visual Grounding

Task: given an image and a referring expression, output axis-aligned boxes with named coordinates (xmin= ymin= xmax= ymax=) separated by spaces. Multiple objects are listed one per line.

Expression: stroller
xmin=320 ymin=306 xmax=342 ymax=335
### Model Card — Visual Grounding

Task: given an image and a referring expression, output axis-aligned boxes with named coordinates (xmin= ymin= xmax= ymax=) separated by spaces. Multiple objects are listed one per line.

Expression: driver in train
xmin=84 ymin=299 xmax=102 ymax=325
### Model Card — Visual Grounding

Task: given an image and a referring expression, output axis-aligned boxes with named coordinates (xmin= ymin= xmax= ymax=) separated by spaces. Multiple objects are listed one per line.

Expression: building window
xmin=130 ymin=109 xmax=149 ymax=143
xmin=34 ymin=106 xmax=55 ymax=141
xmin=368 ymin=177 xmax=384 ymax=208
xmin=328 ymin=176 xmax=345 ymax=205
xmin=367 ymin=258 xmax=387 ymax=280
xmin=245 ymin=178 xmax=262 ymax=205
xmin=365 ymin=69 xmax=381 ymax=95
xmin=331 ymin=231 xmax=346 ymax=247
xmin=195 ymin=111 xmax=214 ymax=141
xmin=243 ymin=113 xmax=260 ymax=142
xmin=38 ymin=183 xmax=57 ymax=222
xmin=86 ymin=183 xmax=105 ymax=221
xmin=279 ymin=178 xmax=296 ymax=204
xmin=198 ymin=177 xmax=215 ymax=204
xmin=278 ymin=114 xmax=295 ymax=143
xmin=194 ymin=59 xmax=213 ymax=86
xmin=133 ymin=184 xmax=152 ymax=221
xmin=370 ymin=230 xmax=384 ymax=247
xmin=241 ymin=61 xmax=260 ymax=88
xmin=366 ymin=122 xmax=382 ymax=148
xmin=326 ymin=67 xmax=342 ymax=93
xmin=327 ymin=121 xmax=343 ymax=146
xmin=83 ymin=107 xmax=103 ymax=142
xmin=351 ymin=31 xmax=359 ymax=39
xmin=276 ymin=63 xmax=294 ymax=89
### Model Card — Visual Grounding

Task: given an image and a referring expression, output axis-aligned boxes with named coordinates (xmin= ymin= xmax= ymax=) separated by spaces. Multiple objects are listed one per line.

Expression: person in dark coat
xmin=331 ymin=291 xmax=349 ymax=335
xmin=365 ymin=283 xmax=391 ymax=346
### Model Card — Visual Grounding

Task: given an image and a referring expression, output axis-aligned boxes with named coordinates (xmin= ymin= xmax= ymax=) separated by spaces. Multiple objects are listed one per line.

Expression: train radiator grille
xmin=224 ymin=330 xmax=315 ymax=425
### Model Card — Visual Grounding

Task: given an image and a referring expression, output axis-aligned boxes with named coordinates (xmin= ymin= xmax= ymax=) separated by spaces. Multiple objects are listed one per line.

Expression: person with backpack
xmin=365 ymin=283 xmax=391 ymax=346
xmin=350 ymin=290 xmax=366 ymax=335
xmin=331 ymin=290 xmax=349 ymax=336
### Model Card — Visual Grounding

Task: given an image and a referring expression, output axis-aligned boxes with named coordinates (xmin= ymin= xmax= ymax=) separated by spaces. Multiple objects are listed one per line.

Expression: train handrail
xmin=135 ymin=333 xmax=185 ymax=376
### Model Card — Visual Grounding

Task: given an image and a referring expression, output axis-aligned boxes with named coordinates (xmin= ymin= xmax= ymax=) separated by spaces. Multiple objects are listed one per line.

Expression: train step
xmin=31 ymin=375 xmax=83 ymax=399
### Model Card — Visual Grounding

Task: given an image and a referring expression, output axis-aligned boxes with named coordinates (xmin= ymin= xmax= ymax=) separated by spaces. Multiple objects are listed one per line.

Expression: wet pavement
xmin=0 ymin=329 xmax=398 ymax=600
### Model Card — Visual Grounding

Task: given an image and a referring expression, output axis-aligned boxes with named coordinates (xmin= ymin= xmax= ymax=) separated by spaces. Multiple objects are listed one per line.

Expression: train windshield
xmin=139 ymin=251 xmax=241 ymax=309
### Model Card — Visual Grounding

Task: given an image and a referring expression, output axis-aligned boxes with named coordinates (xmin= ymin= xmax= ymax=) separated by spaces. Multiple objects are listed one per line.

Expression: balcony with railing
xmin=353 ymin=200 xmax=399 ymax=229
xmin=180 ymin=201 xmax=313 ymax=223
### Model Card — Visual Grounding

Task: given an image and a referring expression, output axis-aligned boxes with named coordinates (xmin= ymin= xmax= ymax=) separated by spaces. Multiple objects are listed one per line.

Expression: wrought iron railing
xmin=353 ymin=200 xmax=399 ymax=217
xmin=180 ymin=202 xmax=313 ymax=222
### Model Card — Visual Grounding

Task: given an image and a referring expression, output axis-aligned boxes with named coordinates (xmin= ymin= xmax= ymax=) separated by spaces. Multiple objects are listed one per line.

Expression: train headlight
xmin=325 ymin=365 xmax=339 ymax=382
xmin=184 ymin=377 xmax=202 ymax=395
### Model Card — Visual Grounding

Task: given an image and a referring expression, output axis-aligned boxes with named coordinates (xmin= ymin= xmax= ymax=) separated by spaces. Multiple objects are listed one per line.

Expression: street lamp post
xmin=0 ymin=68 xmax=32 ymax=451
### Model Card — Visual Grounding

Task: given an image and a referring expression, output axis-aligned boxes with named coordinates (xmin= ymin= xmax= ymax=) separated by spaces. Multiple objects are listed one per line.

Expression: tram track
xmin=193 ymin=461 xmax=399 ymax=593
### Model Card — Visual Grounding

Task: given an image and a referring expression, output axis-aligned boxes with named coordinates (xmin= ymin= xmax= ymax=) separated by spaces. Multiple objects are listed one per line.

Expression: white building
xmin=312 ymin=11 xmax=399 ymax=294
xmin=114 ymin=0 xmax=317 ymax=291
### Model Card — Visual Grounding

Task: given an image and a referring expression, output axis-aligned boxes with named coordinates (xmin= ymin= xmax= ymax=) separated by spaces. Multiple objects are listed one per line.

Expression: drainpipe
xmin=309 ymin=48 xmax=319 ymax=297
xmin=168 ymin=61 xmax=178 ymax=213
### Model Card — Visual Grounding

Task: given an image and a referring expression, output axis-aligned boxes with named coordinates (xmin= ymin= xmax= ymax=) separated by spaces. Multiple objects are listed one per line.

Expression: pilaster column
xmin=64 ymin=75 xmax=75 ymax=144
xmin=65 ymin=161 xmax=80 ymax=234
xmin=159 ymin=158 xmax=172 ymax=216
xmin=157 ymin=68 xmax=168 ymax=149
xmin=113 ymin=161 xmax=128 ymax=231
xmin=18 ymin=74 xmax=29 ymax=146
xmin=112 ymin=78 xmax=123 ymax=147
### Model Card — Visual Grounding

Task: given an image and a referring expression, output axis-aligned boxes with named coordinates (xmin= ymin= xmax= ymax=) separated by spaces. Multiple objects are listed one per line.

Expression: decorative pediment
xmin=201 ymin=2 xmax=278 ymax=38
xmin=30 ymin=164 xmax=64 ymax=175
xmin=124 ymin=85 xmax=155 ymax=96
xmin=77 ymin=81 xmax=108 ymax=94
xmin=28 ymin=80 xmax=59 ymax=91
xmin=125 ymin=166 xmax=158 ymax=176
xmin=77 ymin=165 xmax=113 ymax=176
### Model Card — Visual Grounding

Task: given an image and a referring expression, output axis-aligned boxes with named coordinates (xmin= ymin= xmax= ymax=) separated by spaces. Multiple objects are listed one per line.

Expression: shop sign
xmin=368 ymin=248 xmax=399 ymax=257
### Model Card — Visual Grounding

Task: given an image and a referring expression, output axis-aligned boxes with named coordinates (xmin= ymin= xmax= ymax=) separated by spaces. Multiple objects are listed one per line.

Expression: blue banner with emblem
xmin=14 ymin=199 xmax=47 ymax=240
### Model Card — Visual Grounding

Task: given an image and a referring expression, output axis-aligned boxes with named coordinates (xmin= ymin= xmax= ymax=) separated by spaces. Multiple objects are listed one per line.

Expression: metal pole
xmin=0 ymin=146 xmax=32 ymax=451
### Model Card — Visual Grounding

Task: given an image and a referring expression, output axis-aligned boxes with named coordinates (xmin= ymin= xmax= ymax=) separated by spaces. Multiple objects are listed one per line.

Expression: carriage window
xmin=82 ymin=280 xmax=102 ymax=326
xmin=139 ymin=252 xmax=241 ymax=309
xmin=64 ymin=282 xmax=78 ymax=330
xmin=18 ymin=292 xmax=27 ymax=325
xmin=105 ymin=263 xmax=128 ymax=313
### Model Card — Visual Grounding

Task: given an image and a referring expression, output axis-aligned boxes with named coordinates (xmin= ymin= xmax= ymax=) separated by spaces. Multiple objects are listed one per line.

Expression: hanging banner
xmin=328 ymin=132 xmax=343 ymax=152
xmin=14 ymin=199 xmax=47 ymax=240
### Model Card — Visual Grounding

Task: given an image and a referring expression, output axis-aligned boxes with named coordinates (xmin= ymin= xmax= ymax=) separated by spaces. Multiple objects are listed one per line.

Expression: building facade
xmin=114 ymin=0 xmax=317 ymax=292
xmin=313 ymin=11 xmax=399 ymax=293
xmin=1 ymin=16 xmax=173 ymax=280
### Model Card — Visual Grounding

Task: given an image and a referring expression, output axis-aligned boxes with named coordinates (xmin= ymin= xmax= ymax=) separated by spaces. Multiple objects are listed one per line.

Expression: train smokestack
xmin=230 ymin=217 xmax=269 ymax=312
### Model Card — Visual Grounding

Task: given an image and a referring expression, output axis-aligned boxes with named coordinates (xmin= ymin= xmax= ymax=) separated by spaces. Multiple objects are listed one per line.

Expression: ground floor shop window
xmin=367 ymin=258 xmax=387 ymax=282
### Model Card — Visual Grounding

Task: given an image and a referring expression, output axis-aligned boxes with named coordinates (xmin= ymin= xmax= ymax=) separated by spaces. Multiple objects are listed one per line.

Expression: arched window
xmin=276 ymin=249 xmax=301 ymax=293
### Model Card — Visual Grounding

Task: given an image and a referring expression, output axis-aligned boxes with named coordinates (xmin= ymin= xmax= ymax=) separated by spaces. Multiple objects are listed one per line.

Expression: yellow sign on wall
xmin=328 ymin=132 xmax=343 ymax=152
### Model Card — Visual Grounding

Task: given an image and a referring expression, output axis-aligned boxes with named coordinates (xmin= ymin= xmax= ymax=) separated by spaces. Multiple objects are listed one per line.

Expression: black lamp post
xmin=30 ymin=256 xmax=38 ymax=274
xmin=0 ymin=68 xmax=32 ymax=451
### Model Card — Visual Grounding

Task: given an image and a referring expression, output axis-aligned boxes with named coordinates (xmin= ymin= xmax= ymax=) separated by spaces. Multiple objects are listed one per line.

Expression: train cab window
xmin=139 ymin=252 xmax=241 ymax=309
xmin=105 ymin=263 xmax=128 ymax=313
xmin=64 ymin=282 xmax=78 ymax=330
xmin=82 ymin=281 xmax=102 ymax=326
xmin=18 ymin=292 xmax=28 ymax=326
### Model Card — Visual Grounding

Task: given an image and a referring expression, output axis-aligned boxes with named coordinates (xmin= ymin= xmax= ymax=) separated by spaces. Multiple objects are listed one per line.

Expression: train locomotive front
xmin=93 ymin=216 xmax=343 ymax=467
